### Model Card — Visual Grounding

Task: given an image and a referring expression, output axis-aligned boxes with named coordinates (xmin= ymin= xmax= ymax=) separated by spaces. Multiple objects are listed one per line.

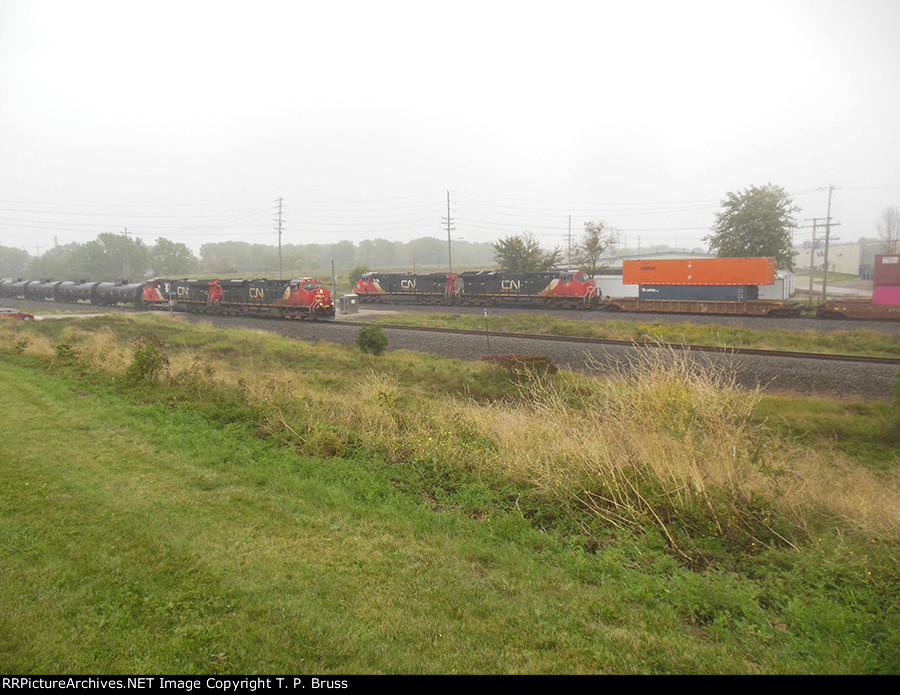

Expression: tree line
xmin=0 ymin=235 xmax=496 ymax=282
xmin=4 ymin=186 xmax=897 ymax=282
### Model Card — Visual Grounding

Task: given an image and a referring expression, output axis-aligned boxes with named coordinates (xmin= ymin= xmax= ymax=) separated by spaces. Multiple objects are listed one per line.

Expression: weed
xmin=124 ymin=334 xmax=169 ymax=384
xmin=355 ymin=323 xmax=389 ymax=355
xmin=54 ymin=342 xmax=77 ymax=363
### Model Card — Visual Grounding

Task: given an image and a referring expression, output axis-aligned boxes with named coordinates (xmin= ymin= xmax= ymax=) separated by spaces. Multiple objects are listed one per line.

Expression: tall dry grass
xmin=2 ymin=318 xmax=897 ymax=548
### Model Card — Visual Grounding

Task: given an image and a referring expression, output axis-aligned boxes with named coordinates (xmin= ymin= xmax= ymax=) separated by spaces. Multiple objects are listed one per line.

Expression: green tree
xmin=347 ymin=265 xmax=370 ymax=292
xmin=150 ymin=238 xmax=198 ymax=277
xmin=493 ymin=232 xmax=563 ymax=273
xmin=705 ymin=184 xmax=798 ymax=270
xmin=26 ymin=242 xmax=80 ymax=280
xmin=0 ymin=245 xmax=30 ymax=277
xmin=406 ymin=237 xmax=445 ymax=266
xmin=573 ymin=220 xmax=615 ymax=277
xmin=357 ymin=238 xmax=398 ymax=267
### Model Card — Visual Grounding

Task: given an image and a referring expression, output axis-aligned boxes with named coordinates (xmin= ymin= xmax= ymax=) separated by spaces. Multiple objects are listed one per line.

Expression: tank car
xmin=92 ymin=282 xmax=146 ymax=306
xmin=0 ymin=279 xmax=30 ymax=299
xmin=55 ymin=281 xmax=103 ymax=303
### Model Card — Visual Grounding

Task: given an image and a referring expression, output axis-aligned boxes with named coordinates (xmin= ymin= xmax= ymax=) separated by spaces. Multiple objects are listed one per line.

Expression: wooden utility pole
xmin=275 ymin=197 xmax=284 ymax=280
xmin=802 ymin=214 xmax=840 ymax=306
xmin=822 ymin=185 xmax=834 ymax=301
xmin=123 ymin=227 xmax=130 ymax=281
xmin=444 ymin=190 xmax=454 ymax=273
xmin=807 ymin=217 xmax=819 ymax=309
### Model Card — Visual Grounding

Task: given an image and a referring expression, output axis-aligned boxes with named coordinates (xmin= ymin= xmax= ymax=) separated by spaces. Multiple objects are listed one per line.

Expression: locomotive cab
xmin=286 ymin=277 xmax=335 ymax=318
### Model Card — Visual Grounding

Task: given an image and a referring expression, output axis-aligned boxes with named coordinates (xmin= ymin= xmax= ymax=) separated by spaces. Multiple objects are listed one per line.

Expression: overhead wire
xmin=3 ymin=186 xmax=865 ymax=253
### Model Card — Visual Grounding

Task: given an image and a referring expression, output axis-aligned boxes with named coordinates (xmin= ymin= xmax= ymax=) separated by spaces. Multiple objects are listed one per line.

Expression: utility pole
xmin=801 ymin=218 xmax=822 ymax=308
xmin=568 ymin=215 xmax=572 ymax=266
xmin=822 ymin=185 xmax=834 ymax=302
xmin=802 ymin=214 xmax=840 ymax=306
xmin=123 ymin=227 xmax=130 ymax=281
xmin=275 ymin=197 xmax=284 ymax=280
xmin=443 ymin=190 xmax=455 ymax=274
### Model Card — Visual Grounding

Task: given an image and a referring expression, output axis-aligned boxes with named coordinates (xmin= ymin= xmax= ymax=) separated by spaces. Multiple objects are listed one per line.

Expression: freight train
xmin=350 ymin=268 xmax=803 ymax=316
xmin=601 ymin=256 xmax=801 ymax=317
xmin=353 ymin=269 xmax=601 ymax=308
xmin=0 ymin=276 xmax=336 ymax=319
xmin=351 ymin=256 xmax=900 ymax=319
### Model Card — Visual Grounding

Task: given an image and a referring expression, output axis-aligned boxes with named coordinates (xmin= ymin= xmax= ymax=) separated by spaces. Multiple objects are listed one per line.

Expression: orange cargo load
xmin=622 ymin=257 xmax=777 ymax=286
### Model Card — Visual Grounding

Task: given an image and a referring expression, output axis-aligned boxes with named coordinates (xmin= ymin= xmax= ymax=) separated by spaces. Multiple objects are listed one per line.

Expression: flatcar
xmin=817 ymin=299 xmax=900 ymax=320
xmin=601 ymin=296 xmax=803 ymax=317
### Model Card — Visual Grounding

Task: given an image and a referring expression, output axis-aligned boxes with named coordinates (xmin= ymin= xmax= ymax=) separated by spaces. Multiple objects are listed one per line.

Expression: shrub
xmin=356 ymin=324 xmax=389 ymax=356
xmin=124 ymin=334 xmax=169 ymax=384
xmin=53 ymin=342 xmax=77 ymax=363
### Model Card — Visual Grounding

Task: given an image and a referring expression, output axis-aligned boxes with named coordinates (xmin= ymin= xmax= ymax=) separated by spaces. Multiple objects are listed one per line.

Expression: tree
xmin=0 ymin=245 xmax=30 ymax=277
xmin=573 ymin=220 xmax=615 ymax=277
xmin=493 ymin=231 xmax=563 ymax=273
xmin=150 ymin=238 xmax=198 ymax=277
xmin=405 ymin=237 xmax=445 ymax=266
xmin=876 ymin=206 xmax=900 ymax=254
xmin=41 ymin=233 xmax=151 ymax=281
xmin=347 ymin=265 xmax=369 ymax=292
xmin=705 ymin=184 xmax=798 ymax=270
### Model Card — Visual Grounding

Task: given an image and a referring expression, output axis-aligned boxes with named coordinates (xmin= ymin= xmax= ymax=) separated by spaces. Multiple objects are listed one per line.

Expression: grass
xmin=0 ymin=314 xmax=898 ymax=673
xmin=357 ymin=311 xmax=900 ymax=359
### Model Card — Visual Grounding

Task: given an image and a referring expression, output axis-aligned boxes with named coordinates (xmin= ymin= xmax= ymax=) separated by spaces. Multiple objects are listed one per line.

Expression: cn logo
xmin=400 ymin=280 xmax=417 ymax=289
xmin=249 ymin=287 xmax=265 ymax=299
xmin=176 ymin=286 xmax=190 ymax=297
xmin=501 ymin=280 xmax=521 ymax=291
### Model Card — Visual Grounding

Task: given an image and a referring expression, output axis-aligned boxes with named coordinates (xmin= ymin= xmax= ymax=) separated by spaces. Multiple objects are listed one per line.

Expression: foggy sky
xmin=1 ymin=0 xmax=898 ymax=261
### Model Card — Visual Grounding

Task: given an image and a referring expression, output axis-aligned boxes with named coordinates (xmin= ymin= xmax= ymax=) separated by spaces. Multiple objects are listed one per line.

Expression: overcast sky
xmin=1 ymin=0 xmax=898 ymax=261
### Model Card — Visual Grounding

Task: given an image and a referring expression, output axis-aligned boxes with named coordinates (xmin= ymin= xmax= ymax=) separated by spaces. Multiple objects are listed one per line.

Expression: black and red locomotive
xmin=0 ymin=276 xmax=335 ymax=320
xmin=141 ymin=277 xmax=335 ymax=319
xmin=353 ymin=270 xmax=601 ymax=309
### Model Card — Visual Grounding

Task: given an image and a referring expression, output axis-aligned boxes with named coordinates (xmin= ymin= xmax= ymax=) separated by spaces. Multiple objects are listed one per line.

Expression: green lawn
xmin=0 ymin=316 xmax=898 ymax=674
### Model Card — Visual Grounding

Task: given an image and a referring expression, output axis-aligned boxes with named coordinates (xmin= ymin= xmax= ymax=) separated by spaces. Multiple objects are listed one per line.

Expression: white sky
xmin=1 ymin=0 xmax=899 ymax=259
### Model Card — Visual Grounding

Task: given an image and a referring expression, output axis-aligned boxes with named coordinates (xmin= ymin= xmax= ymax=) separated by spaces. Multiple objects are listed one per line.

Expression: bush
xmin=356 ymin=324 xmax=389 ymax=356
xmin=124 ymin=334 xmax=169 ymax=384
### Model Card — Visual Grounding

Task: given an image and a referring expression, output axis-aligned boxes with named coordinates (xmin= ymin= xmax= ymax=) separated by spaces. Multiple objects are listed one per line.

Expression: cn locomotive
xmin=353 ymin=269 xmax=601 ymax=309
xmin=0 ymin=276 xmax=336 ymax=320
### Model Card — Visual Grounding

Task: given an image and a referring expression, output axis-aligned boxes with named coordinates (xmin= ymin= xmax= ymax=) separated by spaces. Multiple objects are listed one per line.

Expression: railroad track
xmin=336 ymin=320 xmax=900 ymax=366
